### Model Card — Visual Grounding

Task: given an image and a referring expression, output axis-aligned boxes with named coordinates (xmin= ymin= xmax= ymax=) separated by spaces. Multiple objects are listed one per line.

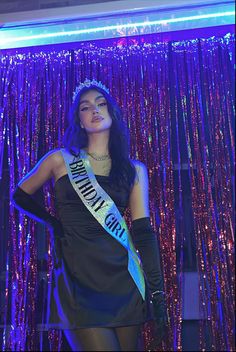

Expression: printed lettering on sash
xmin=60 ymin=148 xmax=146 ymax=300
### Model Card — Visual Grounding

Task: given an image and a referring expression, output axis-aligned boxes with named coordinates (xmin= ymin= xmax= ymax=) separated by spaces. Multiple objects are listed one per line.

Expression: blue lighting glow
xmin=0 ymin=0 xmax=235 ymax=50
xmin=1 ymin=11 xmax=234 ymax=45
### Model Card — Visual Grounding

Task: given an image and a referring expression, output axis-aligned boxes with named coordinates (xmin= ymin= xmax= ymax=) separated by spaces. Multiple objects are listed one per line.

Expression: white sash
xmin=60 ymin=148 xmax=146 ymax=300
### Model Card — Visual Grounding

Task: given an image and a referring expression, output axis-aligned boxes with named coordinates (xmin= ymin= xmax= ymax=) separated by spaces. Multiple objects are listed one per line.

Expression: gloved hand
xmin=151 ymin=291 xmax=169 ymax=344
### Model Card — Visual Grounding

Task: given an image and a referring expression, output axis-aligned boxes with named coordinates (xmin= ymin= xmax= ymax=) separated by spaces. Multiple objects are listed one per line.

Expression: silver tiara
xmin=72 ymin=78 xmax=110 ymax=102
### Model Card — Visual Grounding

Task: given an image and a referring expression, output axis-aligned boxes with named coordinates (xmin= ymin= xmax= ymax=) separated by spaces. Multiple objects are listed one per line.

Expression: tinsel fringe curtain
xmin=0 ymin=33 xmax=235 ymax=351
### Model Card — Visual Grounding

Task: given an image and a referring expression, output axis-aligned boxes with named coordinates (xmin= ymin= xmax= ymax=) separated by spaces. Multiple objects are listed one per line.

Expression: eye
xmin=80 ymin=106 xmax=89 ymax=111
xmin=98 ymin=102 xmax=107 ymax=107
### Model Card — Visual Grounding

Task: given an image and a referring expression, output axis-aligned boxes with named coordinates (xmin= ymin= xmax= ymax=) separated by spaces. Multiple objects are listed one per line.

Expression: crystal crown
xmin=72 ymin=78 xmax=110 ymax=102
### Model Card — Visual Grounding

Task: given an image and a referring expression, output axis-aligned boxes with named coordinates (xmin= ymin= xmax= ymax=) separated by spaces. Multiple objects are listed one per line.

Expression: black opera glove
xmin=151 ymin=291 xmax=169 ymax=343
xmin=12 ymin=186 xmax=64 ymax=239
xmin=131 ymin=217 xmax=168 ymax=341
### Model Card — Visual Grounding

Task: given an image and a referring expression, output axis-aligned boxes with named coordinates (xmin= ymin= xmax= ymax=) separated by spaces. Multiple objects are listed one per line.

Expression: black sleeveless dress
xmin=47 ymin=173 xmax=153 ymax=329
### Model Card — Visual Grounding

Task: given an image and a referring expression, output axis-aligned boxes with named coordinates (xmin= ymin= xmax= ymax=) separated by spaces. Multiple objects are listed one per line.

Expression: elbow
xmin=11 ymin=185 xmax=30 ymax=208
xmin=11 ymin=186 xmax=21 ymax=207
xmin=11 ymin=187 xmax=18 ymax=204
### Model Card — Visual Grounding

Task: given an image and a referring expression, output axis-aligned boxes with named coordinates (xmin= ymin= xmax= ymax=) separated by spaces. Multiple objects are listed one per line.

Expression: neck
xmin=86 ymin=130 xmax=110 ymax=155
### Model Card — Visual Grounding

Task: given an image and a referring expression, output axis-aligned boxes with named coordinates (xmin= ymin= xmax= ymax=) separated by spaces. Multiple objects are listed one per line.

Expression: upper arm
xmin=128 ymin=160 xmax=150 ymax=221
xmin=18 ymin=150 xmax=59 ymax=195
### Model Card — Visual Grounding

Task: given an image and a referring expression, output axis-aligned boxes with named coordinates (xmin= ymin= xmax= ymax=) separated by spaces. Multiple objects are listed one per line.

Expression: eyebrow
xmin=79 ymin=95 xmax=105 ymax=106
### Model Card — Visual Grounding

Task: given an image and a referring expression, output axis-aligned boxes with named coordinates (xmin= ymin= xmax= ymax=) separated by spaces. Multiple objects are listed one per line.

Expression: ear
xmin=78 ymin=118 xmax=84 ymax=129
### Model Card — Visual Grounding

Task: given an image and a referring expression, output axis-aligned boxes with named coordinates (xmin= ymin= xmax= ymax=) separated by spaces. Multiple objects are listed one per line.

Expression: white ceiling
xmin=0 ymin=0 xmax=121 ymax=14
xmin=0 ymin=0 xmax=232 ymax=25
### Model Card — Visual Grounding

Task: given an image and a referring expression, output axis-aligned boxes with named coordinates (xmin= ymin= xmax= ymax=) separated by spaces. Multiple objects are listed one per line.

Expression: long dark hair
xmin=63 ymin=84 xmax=136 ymax=191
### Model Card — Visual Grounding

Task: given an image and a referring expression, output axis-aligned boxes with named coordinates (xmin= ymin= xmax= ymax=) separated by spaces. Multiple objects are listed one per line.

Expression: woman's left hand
xmin=151 ymin=292 xmax=169 ymax=345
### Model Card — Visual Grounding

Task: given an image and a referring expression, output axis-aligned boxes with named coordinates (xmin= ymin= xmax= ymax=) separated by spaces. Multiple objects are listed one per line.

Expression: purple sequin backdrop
xmin=0 ymin=33 xmax=235 ymax=351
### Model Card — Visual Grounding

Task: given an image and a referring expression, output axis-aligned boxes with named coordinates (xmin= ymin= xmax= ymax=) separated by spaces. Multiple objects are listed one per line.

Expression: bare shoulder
xmin=44 ymin=148 xmax=66 ymax=178
xmin=131 ymin=159 xmax=147 ymax=170
xmin=30 ymin=148 xmax=64 ymax=176
xmin=130 ymin=159 xmax=148 ymax=184
xmin=128 ymin=159 xmax=150 ymax=220
xmin=47 ymin=148 xmax=64 ymax=165
xmin=17 ymin=148 xmax=64 ymax=194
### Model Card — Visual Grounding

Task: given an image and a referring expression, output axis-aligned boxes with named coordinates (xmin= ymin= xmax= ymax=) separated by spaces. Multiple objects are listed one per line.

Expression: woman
xmin=12 ymin=79 xmax=167 ymax=351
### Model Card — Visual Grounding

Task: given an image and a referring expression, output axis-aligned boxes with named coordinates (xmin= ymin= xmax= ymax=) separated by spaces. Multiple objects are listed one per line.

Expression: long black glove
xmin=12 ymin=186 xmax=64 ymax=238
xmin=131 ymin=217 xmax=168 ymax=343
xmin=12 ymin=186 xmax=64 ymax=266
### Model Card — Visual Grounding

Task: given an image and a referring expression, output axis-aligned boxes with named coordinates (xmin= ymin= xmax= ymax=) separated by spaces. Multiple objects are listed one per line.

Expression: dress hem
xmin=41 ymin=317 xmax=153 ymax=331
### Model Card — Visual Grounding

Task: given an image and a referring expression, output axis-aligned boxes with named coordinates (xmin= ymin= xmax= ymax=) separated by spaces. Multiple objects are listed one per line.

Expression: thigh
xmin=115 ymin=324 xmax=142 ymax=352
xmin=64 ymin=327 xmax=121 ymax=352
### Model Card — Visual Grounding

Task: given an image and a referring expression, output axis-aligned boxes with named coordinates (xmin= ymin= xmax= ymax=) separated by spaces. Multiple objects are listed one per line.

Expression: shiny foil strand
xmin=0 ymin=57 xmax=11 ymax=350
xmin=181 ymin=48 xmax=209 ymax=351
xmin=181 ymin=37 xmax=234 ymax=350
xmin=191 ymin=53 xmax=214 ymax=350
xmin=169 ymin=48 xmax=183 ymax=351
xmin=173 ymin=52 xmax=185 ymax=352
xmin=202 ymin=39 xmax=234 ymax=349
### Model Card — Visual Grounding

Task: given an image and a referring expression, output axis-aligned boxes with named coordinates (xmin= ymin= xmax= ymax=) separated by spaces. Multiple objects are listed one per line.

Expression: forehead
xmin=80 ymin=89 xmax=105 ymax=101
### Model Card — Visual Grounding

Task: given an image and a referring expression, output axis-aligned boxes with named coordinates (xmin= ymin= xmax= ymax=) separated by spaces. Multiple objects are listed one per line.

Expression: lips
xmin=92 ymin=116 xmax=104 ymax=123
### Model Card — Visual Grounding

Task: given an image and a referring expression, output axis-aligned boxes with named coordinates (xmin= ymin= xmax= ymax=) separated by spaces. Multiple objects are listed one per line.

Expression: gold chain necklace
xmin=87 ymin=152 xmax=111 ymax=161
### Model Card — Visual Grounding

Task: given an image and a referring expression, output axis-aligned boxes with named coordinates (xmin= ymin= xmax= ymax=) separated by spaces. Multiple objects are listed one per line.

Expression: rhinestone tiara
xmin=72 ymin=78 xmax=110 ymax=102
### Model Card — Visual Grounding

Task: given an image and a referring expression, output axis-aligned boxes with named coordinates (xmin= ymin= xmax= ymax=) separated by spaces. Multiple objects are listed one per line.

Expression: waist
xmin=56 ymin=203 xmax=126 ymax=222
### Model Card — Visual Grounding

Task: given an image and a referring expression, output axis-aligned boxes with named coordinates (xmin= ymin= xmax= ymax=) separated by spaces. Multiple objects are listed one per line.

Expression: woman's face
xmin=78 ymin=89 xmax=112 ymax=133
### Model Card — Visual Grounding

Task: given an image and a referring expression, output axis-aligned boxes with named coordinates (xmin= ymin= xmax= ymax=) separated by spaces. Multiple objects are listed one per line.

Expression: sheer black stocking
xmin=115 ymin=324 xmax=142 ymax=351
xmin=64 ymin=327 xmax=121 ymax=351
xmin=64 ymin=324 xmax=142 ymax=351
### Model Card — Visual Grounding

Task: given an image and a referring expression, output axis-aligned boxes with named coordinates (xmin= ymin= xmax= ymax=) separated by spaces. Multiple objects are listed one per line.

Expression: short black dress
xmin=47 ymin=173 xmax=153 ymax=329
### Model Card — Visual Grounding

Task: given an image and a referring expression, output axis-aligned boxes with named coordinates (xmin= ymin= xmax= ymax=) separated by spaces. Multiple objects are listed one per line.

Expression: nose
xmin=92 ymin=105 xmax=99 ymax=114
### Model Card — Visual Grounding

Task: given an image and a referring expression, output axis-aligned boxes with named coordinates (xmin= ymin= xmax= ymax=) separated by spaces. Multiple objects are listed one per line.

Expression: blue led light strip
xmin=1 ymin=11 xmax=234 ymax=44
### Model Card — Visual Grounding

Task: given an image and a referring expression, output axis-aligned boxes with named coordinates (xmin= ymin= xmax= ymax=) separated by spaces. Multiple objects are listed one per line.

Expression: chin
xmin=91 ymin=122 xmax=112 ymax=131
xmin=87 ymin=126 xmax=111 ymax=134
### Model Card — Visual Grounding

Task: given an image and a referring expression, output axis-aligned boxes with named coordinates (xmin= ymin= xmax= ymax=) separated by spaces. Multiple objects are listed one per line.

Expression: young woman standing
xmin=12 ymin=79 xmax=168 ymax=351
